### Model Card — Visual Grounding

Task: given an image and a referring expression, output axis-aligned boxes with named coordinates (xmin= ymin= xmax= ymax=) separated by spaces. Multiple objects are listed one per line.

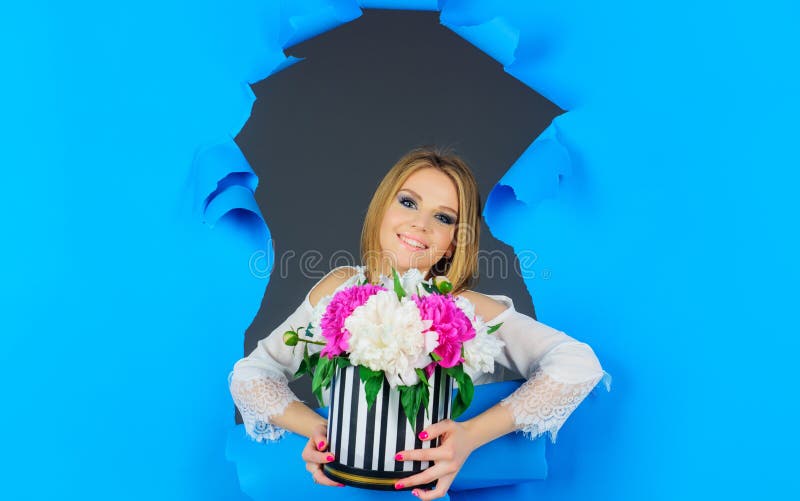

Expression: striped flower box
xmin=323 ymin=364 xmax=453 ymax=490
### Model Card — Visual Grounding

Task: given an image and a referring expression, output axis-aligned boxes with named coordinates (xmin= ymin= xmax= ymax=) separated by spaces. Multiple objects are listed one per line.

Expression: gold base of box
xmin=323 ymin=463 xmax=436 ymax=491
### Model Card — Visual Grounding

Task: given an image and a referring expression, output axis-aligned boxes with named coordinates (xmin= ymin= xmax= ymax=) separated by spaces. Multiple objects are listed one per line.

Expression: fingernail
xmin=412 ymin=489 xmax=420 ymax=497
xmin=418 ymin=431 xmax=429 ymax=440
xmin=317 ymin=441 xmax=326 ymax=450
xmin=395 ymin=453 xmax=404 ymax=461
xmin=326 ymin=455 xmax=335 ymax=462
xmin=395 ymin=483 xmax=404 ymax=490
xmin=337 ymin=483 xmax=345 ymax=487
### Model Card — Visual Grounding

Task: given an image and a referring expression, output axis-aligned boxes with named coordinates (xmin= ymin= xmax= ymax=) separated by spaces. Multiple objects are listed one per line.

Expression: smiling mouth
xmin=397 ymin=234 xmax=428 ymax=250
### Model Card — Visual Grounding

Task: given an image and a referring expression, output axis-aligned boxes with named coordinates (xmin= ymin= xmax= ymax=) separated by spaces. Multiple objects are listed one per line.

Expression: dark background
xmin=234 ymin=8 xmax=562 ymax=420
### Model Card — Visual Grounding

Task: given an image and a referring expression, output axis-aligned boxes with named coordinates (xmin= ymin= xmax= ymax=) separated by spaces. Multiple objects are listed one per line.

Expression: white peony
xmin=344 ymin=290 xmax=439 ymax=387
xmin=454 ymin=295 xmax=477 ymax=321
xmin=401 ymin=267 xmax=424 ymax=292
xmin=454 ymin=295 xmax=505 ymax=377
xmin=462 ymin=326 xmax=505 ymax=377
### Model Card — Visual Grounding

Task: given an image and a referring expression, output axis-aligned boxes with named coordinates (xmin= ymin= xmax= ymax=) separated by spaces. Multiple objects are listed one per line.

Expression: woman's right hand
xmin=302 ymin=423 xmax=344 ymax=487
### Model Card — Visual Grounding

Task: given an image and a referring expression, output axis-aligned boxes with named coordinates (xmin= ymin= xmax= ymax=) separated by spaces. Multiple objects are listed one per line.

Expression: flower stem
xmin=298 ymin=339 xmax=326 ymax=346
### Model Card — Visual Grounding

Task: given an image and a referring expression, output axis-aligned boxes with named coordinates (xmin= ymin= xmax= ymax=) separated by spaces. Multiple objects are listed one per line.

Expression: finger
xmin=302 ymin=447 xmax=337 ymax=465
xmin=393 ymin=465 xmax=445 ymax=490
xmin=417 ymin=420 xmax=453 ymax=442
xmin=302 ymin=436 xmax=337 ymax=464
xmin=311 ymin=425 xmax=329 ymax=451
xmin=394 ymin=445 xmax=454 ymax=463
xmin=413 ymin=474 xmax=454 ymax=500
xmin=311 ymin=466 xmax=344 ymax=487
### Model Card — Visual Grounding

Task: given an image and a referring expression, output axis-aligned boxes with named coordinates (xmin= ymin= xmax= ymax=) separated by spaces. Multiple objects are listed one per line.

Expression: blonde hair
xmin=360 ymin=145 xmax=482 ymax=295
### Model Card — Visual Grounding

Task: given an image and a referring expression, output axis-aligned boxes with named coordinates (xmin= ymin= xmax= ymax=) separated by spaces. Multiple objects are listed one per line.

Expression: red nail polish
xmin=395 ymin=483 xmax=404 ymax=490
xmin=317 ymin=441 xmax=326 ymax=450
xmin=337 ymin=483 xmax=345 ymax=487
xmin=412 ymin=489 xmax=420 ymax=497
xmin=326 ymin=455 xmax=335 ymax=462
xmin=418 ymin=431 xmax=429 ymax=440
xmin=395 ymin=453 xmax=404 ymax=461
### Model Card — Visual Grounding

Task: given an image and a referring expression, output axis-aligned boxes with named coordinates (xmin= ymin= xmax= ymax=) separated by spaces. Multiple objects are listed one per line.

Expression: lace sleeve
xmin=227 ymin=295 xmax=312 ymax=443
xmin=500 ymin=342 xmax=611 ymax=443
xmin=479 ymin=301 xmax=611 ymax=443
xmin=228 ymin=371 xmax=302 ymax=443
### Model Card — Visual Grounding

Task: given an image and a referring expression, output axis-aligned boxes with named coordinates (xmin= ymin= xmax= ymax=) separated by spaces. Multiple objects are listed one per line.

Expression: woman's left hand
xmin=393 ymin=419 xmax=478 ymax=500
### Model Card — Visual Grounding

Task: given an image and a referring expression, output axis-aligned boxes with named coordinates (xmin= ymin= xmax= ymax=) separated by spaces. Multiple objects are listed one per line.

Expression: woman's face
xmin=378 ymin=167 xmax=459 ymax=279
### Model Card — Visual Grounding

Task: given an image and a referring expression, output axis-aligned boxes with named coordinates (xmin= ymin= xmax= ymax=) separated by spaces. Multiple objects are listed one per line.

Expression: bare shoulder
xmin=308 ymin=266 xmax=361 ymax=308
xmin=455 ymin=290 xmax=509 ymax=321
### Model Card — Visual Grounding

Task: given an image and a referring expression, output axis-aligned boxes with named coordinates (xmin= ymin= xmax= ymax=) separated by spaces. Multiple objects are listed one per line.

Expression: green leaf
xmin=460 ymin=372 xmax=474 ymax=408
xmin=335 ymin=356 xmax=350 ymax=369
xmin=415 ymin=368 xmax=430 ymax=386
xmin=450 ymin=394 xmax=468 ymax=419
xmin=414 ymin=384 xmax=424 ymax=416
xmin=444 ymin=364 xmax=475 ymax=419
xmin=412 ymin=382 xmax=431 ymax=424
xmin=430 ymin=352 xmax=443 ymax=362
xmin=321 ymin=358 xmax=335 ymax=390
xmin=359 ymin=365 xmax=382 ymax=383
xmin=309 ymin=352 xmax=320 ymax=371
xmin=399 ymin=385 xmax=417 ymax=428
xmin=364 ymin=374 xmax=383 ymax=410
xmin=392 ymin=267 xmax=406 ymax=300
xmin=486 ymin=322 xmax=503 ymax=334
xmin=449 ymin=372 xmax=474 ymax=420
xmin=311 ymin=356 xmax=332 ymax=407
xmin=293 ymin=359 xmax=308 ymax=379
xmin=312 ymin=356 xmax=331 ymax=396
xmin=303 ymin=344 xmax=311 ymax=371
xmin=313 ymin=386 xmax=324 ymax=407
xmin=444 ymin=364 xmax=464 ymax=383
xmin=321 ymin=374 xmax=333 ymax=395
xmin=420 ymin=384 xmax=430 ymax=420
xmin=421 ymin=282 xmax=434 ymax=294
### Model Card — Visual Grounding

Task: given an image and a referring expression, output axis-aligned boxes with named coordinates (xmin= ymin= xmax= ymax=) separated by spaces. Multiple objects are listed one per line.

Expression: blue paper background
xmin=1 ymin=0 xmax=798 ymax=499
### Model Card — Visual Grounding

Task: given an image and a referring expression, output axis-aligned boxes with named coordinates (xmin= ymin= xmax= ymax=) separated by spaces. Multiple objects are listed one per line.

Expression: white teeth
xmin=400 ymin=235 xmax=426 ymax=249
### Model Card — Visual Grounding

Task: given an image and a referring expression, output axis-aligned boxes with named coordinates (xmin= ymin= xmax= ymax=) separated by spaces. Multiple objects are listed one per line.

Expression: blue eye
xmin=398 ymin=196 xmax=455 ymax=225
xmin=399 ymin=196 xmax=415 ymax=209
xmin=436 ymin=212 xmax=454 ymax=225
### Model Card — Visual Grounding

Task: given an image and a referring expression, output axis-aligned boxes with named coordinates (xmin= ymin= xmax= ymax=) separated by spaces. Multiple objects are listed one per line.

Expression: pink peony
xmin=320 ymin=284 xmax=387 ymax=359
xmin=413 ymin=293 xmax=476 ymax=368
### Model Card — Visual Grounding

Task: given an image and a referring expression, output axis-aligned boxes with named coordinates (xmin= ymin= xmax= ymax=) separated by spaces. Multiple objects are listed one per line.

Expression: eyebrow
xmin=400 ymin=188 xmax=458 ymax=216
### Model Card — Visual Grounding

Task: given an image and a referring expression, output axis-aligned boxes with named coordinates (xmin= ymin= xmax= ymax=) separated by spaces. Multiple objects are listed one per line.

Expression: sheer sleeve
xmin=227 ymin=266 xmax=362 ymax=443
xmin=227 ymin=294 xmax=312 ymax=443
xmin=483 ymin=295 xmax=612 ymax=443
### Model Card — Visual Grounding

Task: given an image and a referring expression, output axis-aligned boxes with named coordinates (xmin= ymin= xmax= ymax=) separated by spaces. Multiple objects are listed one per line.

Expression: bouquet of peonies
xmin=284 ymin=267 xmax=505 ymax=427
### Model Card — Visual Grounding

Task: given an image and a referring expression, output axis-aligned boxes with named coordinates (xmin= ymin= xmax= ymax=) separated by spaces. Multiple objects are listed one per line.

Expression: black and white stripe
xmin=328 ymin=364 xmax=452 ymax=474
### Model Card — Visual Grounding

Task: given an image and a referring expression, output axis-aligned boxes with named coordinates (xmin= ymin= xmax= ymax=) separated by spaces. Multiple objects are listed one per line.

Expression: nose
xmin=410 ymin=213 xmax=429 ymax=232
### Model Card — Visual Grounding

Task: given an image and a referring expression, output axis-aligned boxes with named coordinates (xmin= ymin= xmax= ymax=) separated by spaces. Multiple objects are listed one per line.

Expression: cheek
xmin=378 ymin=217 xmax=397 ymax=242
xmin=434 ymin=229 xmax=455 ymax=249
xmin=380 ymin=207 xmax=403 ymax=228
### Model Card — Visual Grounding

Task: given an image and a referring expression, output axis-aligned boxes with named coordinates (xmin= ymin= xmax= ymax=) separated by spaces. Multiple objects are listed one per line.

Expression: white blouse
xmin=228 ymin=265 xmax=611 ymax=444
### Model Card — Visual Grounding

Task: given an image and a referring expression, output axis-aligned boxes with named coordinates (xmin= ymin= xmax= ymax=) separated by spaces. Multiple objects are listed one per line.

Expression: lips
xmin=397 ymin=233 xmax=428 ymax=250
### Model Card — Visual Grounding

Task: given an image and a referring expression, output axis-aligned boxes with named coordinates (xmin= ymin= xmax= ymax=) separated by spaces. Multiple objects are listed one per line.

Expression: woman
xmin=228 ymin=146 xmax=608 ymax=500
